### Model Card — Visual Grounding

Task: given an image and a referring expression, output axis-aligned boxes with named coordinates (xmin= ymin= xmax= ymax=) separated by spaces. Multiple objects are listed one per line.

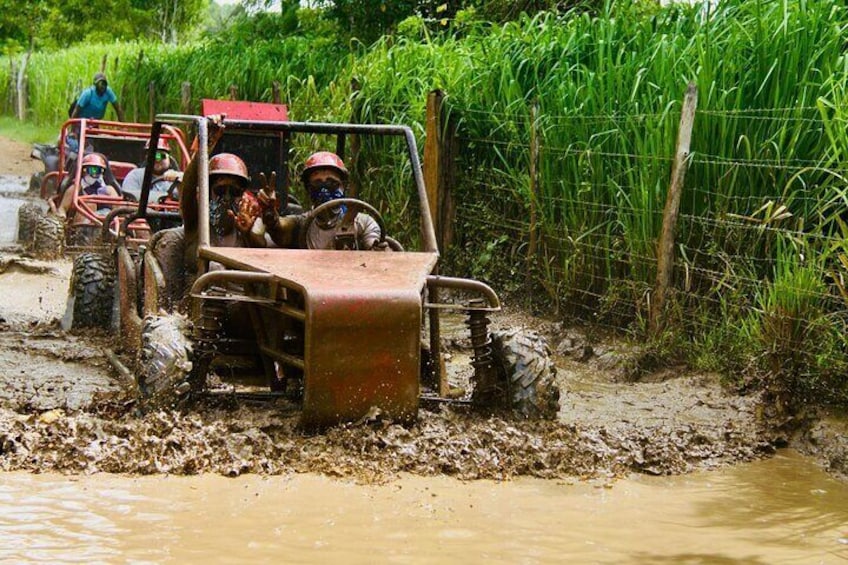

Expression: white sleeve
xmin=356 ymin=213 xmax=382 ymax=249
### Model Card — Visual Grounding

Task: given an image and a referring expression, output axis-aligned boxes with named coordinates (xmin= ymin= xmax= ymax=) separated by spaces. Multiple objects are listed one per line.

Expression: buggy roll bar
xmin=147 ymin=114 xmax=440 ymax=256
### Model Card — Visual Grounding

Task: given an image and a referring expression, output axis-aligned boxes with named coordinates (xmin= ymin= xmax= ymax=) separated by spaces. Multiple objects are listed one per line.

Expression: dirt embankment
xmin=0 ymin=133 xmax=844 ymax=483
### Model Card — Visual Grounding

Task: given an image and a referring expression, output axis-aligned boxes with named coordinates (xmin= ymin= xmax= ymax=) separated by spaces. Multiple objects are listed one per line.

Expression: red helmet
xmin=209 ymin=153 xmax=249 ymax=184
xmin=145 ymin=137 xmax=171 ymax=152
xmin=81 ymin=152 xmax=107 ymax=169
xmin=301 ymin=151 xmax=348 ymax=182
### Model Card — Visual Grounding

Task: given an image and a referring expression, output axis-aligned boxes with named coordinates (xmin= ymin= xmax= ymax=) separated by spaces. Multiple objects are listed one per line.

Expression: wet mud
xmin=0 ymin=254 xmax=777 ymax=481
xmin=0 ymin=133 xmax=841 ymax=484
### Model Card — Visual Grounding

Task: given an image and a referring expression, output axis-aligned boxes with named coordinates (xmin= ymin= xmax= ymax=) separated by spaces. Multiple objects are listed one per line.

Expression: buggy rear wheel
xmin=17 ymin=202 xmax=42 ymax=244
xmin=137 ymin=314 xmax=195 ymax=411
xmin=472 ymin=328 xmax=561 ymax=419
xmin=64 ymin=252 xmax=115 ymax=329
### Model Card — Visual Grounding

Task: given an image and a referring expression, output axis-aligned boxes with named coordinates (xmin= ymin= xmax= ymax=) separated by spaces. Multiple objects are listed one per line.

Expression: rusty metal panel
xmin=200 ymin=99 xmax=288 ymax=122
xmin=200 ymin=248 xmax=438 ymax=294
xmin=301 ymin=285 xmax=422 ymax=428
xmin=198 ymin=248 xmax=438 ymax=427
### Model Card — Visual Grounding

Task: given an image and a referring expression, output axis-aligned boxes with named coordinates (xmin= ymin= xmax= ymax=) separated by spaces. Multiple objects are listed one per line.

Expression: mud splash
xmin=0 ymin=267 xmax=776 ymax=482
xmin=0 ymin=383 xmax=774 ymax=481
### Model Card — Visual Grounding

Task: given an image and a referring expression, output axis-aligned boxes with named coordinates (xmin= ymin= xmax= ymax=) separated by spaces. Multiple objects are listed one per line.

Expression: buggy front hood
xmin=200 ymin=247 xmax=438 ymax=427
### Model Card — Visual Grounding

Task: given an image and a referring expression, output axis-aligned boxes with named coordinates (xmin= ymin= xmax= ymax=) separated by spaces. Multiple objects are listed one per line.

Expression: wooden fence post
xmin=650 ymin=82 xmax=698 ymax=335
xmin=272 ymin=81 xmax=281 ymax=104
xmin=229 ymin=85 xmax=238 ymax=100
xmin=348 ymin=78 xmax=361 ymax=198
xmin=423 ymin=89 xmax=457 ymax=252
xmin=527 ymin=100 xmax=540 ymax=284
xmin=132 ymin=51 xmax=144 ymax=122
xmin=422 ymin=89 xmax=459 ymax=396
xmin=100 ymin=54 xmax=107 ymax=73
xmin=424 ymin=90 xmax=444 ymax=248
xmin=148 ymin=81 xmax=155 ymax=122
xmin=181 ymin=82 xmax=192 ymax=114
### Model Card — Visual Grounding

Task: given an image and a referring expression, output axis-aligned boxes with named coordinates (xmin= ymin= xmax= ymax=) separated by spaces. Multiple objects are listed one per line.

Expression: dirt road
xmin=1 ymin=133 xmax=841 ymax=482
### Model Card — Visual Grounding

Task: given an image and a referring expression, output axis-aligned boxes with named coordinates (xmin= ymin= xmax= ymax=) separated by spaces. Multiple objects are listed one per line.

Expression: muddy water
xmin=1 ymin=452 xmax=846 ymax=563
xmin=0 ymin=174 xmax=31 ymax=245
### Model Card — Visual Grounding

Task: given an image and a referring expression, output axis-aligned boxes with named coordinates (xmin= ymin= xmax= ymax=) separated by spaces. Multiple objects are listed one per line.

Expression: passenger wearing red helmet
xmin=179 ymin=119 xmax=270 ymax=274
xmin=122 ymin=137 xmax=182 ymax=201
xmin=259 ymin=150 xmax=384 ymax=250
xmin=55 ymin=152 xmax=119 ymax=218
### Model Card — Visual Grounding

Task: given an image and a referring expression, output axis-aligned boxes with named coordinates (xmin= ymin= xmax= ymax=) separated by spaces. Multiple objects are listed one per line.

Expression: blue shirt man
xmin=71 ymin=73 xmax=124 ymax=121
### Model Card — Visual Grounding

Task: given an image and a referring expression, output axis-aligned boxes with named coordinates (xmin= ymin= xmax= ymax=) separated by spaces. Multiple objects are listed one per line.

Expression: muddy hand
xmin=256 ymin=172 xmax=279 ymax=225
xmin=233 ymin=191 xmax=261 ymax=233
xmin=206 ymin=114 xmax=227 ymax=147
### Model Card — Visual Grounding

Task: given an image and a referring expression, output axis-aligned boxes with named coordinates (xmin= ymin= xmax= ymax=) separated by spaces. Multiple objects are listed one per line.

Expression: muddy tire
xmin=17 ymin=202 xmax=42 ymax=244
xmin=473 ymin=328 xmax=560 ymax=419
xmin=30 ymin=214 xmax=64 ymax=259
xmin=137 ymin=314 xmax=195 ymax=410
xmin=65 ymin=252 xmax=115 ymax=329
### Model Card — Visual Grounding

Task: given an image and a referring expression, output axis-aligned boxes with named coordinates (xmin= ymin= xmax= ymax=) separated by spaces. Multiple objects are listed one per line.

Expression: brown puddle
xmin=1 ymin=451 xmax=847 ymax=563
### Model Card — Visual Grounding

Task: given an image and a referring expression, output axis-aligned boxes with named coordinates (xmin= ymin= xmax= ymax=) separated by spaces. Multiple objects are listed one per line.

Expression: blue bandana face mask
xmin=309 ymin=184 xmax=344 ymax=206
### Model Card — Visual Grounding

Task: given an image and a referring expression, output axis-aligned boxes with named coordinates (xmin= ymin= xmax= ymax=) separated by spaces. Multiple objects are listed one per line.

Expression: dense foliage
xmin=0 ymin=0 xmax=207 ymax=50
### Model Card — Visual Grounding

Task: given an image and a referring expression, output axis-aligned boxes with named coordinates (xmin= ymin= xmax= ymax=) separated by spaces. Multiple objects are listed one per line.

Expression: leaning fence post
xmin=272 ymin=81 xmax=281 ymax=104
xmin=650 ymin=82 xmax=698 ymax=335
xmin=229 ymin=85 xmax=238 ymax=100
xmin=348 ymin=78 xmax=362 ymax=198
xmin=424 ymin=89 xmax=445 ymax=248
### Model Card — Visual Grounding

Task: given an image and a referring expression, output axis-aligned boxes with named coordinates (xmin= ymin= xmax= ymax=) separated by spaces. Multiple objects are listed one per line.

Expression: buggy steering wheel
xmin=302 ymin=198 xmax=386 ymax=250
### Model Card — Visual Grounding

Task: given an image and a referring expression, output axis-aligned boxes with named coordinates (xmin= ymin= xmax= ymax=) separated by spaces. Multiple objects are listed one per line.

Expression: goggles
xmin=212 ymin=181 xmax=244 ymax=199
xmin=85 ymin=165 xmax=104 ymax=177
xmin=154 ymin=150 xmax=169 ymax=161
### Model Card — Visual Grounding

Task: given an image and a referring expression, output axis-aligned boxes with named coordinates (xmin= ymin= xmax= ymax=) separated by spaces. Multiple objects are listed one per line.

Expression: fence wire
xmin=445 ymin=106 xmax=848 ymax=351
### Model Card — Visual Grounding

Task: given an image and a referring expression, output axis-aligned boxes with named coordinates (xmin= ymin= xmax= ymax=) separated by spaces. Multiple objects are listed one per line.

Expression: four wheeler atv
xmin=70 ymin=105 xmax=560 ymax=427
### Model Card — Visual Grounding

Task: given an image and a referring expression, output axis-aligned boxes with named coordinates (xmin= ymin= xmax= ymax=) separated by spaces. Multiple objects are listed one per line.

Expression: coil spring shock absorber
xmin=466 ymin=298 xmax=498 ymax=402
xmin=191 ymin=290 xmax=227 ymax=389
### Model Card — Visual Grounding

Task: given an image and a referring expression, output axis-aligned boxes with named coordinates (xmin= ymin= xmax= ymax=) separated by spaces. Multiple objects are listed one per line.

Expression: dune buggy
xmin=20 ymin=118 xmax=190 ymax=256
xmin=69 ymin=106 xmax=560 ymax=427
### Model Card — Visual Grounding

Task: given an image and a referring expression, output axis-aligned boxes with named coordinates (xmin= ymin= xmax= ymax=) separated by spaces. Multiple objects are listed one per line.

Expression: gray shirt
xmin=304 ymin=213 xmax=381 ymax=250
xmin=122 ymin=167 xmax=174 ymax=201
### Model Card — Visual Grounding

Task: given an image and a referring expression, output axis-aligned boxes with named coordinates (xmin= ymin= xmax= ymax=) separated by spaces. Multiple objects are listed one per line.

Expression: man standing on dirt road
xmin=70 ymin=73 xmax=125 ymax=122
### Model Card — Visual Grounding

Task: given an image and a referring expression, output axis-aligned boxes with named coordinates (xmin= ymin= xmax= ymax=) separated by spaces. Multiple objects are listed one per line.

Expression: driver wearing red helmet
xmin=122 ymin=137 xmax=181 ymax=201
xmin=257 ymin=151 xmax=384 ymax=250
